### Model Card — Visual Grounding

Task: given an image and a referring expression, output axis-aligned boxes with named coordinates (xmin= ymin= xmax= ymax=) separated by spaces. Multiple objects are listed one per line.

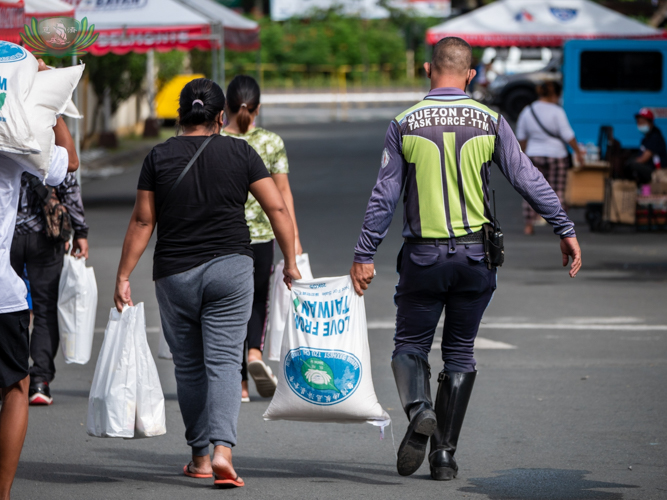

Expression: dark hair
xmin=178 ymin=78 xmax=225 ymax=129
xmin=431 ymin=37 xmax=473 ymax=75
xmin=226 ymin=75 xmax=260 ymax=134
xmin=537 ymin=81 xmax=562 ymax=98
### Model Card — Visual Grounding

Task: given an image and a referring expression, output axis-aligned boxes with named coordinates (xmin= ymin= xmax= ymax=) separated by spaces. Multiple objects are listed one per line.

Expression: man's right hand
xmin=37 ymin=59 xmax=49 ymax=72
xmin=560 ymin=236 xmax=582 ymax=278
xmin=350 ymin=262 xmax=375 ymax=296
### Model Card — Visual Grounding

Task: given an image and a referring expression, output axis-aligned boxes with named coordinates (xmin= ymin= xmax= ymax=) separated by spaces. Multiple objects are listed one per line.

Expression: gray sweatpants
xmin=155 ymin=254 xmax=253 ymax=456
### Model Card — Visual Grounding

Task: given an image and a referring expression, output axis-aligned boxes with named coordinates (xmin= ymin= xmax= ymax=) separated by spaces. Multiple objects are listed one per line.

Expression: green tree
xmin=82 ymin=52 xmax=146 ymax=137
xmin=156 ymin=50 xmax=186 ymax=90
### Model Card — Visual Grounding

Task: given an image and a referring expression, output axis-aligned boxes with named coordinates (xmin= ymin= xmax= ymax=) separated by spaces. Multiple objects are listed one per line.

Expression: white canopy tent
xmin=0 ymin=0 xmax=76 ymax=43
xmin=426 ymin=0 xmax=666 ymax=46
xmin=175 ymin=0 xmax=260 ymax=86
xmin=25 ymin=0 xmax=75 ymax=18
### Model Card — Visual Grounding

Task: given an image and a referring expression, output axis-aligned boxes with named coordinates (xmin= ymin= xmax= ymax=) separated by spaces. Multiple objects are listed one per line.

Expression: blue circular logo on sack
xmin=0 ymin=42 xmax=27 ymax=63
xmin=284 ymin=347 xmax=362 ymax=406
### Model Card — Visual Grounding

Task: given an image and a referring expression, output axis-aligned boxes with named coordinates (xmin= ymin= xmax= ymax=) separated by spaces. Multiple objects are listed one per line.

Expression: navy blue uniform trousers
xmin=393 ymin=242 xmax=497 ymax=372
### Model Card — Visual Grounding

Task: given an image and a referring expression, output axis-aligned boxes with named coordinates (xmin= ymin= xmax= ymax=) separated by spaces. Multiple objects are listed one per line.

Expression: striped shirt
xmin=354 ymin=87 xmax=575 ymax=264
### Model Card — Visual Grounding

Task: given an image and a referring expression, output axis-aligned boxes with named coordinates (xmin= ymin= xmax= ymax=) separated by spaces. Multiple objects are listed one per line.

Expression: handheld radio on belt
xmin=483 ymin=190 xmax=504 ymax=270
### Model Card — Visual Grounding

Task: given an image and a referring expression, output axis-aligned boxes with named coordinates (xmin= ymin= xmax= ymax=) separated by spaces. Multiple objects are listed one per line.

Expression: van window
xmin=580 ymin=51 xmax=662 ymax=91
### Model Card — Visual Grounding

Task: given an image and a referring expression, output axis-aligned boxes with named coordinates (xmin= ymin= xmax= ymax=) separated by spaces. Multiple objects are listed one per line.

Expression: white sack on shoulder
xmin=263 ymin=275 xmax=390 ymax=427
xmin=57 ymin=254 xmax=97 ymax=364
xmin=267 ymin=253 xmax=313 ymax=361
xmin=7 ymin=64 xmax=84 ymax=178
xmin=0 ymin=41 xmax=41 ymax=155
xmin=87 ymin=307 xmax=137 ymax=438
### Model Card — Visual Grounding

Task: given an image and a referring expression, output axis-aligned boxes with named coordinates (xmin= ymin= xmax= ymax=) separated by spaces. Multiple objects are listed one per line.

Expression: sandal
xmin=183 ymin=462 xmax=213 ymax=479
xmin=214 ymin=474 xmax=245 ymax=488
xmin=248 ymin=360 xmax=278 ymax=398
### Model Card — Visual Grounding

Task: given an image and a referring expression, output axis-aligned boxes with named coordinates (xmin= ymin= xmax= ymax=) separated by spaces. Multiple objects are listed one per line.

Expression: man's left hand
xmin=350 ymin=262 xmax=375 ymax=296
xmin=71 ymin=238 xmax=89 ymax=259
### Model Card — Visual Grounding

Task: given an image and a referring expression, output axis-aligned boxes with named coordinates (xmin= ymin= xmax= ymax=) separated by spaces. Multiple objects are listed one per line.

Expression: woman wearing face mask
xmin=221 ymin=75 xmax=302 ymax=402
xmin=114 ymin=78 xmax=301 ymax=488
xmin=516 ymin=81 xmax=585 ymax=236
xmin=624 ymin=108 xmax=667 ymax=186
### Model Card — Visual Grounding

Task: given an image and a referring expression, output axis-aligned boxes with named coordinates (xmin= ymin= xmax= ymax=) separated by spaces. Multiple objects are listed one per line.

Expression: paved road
xmin=12 ymin=120 xmax=667 ymax=500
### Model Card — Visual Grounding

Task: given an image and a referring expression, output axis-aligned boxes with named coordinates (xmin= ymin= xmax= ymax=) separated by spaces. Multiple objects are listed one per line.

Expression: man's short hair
xmin=431 ymin=37 xmax=473 ymax=75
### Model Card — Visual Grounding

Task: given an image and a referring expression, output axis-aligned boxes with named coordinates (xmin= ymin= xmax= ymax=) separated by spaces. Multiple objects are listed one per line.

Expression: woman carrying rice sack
xmin=114 ymin=78 xmax=301 ymax=488
xmin=221 ymin=75 xmax=303 ymax=403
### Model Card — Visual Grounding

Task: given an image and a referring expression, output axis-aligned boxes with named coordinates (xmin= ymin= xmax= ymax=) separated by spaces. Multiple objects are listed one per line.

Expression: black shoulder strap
xmin=27 ymin=174 xmax=51 ymax=204
xmin=529 ymin=103 xmax=569 ymax=148
xmin=162 ymin=135 xmax=215 ymax=208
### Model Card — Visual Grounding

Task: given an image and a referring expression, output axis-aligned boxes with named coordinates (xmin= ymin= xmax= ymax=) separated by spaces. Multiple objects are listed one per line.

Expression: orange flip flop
xmin=183 ymin=463 xmax=213 ymax=479
xmin=214 ymin=474 xmax=245 ymax=489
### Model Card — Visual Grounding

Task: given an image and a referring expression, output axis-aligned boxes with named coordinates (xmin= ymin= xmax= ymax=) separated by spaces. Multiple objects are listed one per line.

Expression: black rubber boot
xmin=429 ymin=370 xmax=477 ymax=481
xmin=392 ymin=354 xmax=437 ymax=476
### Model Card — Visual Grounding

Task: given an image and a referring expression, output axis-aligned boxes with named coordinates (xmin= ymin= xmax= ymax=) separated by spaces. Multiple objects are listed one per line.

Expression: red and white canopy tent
xmin=73 ymin=0 xmax=259 ymax=55
xmin=0 ymin=0 xmax=75 ymax=44
xmin=426 ymin=0 xmax=666 ymax=47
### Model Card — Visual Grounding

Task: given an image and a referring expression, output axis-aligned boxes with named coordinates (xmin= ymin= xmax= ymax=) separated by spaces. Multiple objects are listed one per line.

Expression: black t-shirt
xmin=641 ymin=127 xmax=667 ymax=168
xmin=137 ymin=135 xmax=270 ymax=280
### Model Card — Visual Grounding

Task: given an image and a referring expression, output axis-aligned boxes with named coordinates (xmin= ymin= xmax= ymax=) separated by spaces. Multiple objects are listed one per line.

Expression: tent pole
xmin=147 ymin=49 xmax=156 ymax=119
xmin=211 ymin=27 xmax=219 ymax=84
xmin=219 ymin=23 xmax=225 ymax=89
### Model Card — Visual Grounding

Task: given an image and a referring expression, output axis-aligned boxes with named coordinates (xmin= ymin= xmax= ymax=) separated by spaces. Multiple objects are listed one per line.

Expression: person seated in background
xmin=0 ymin=59 xmax=79 ymax=500
xmin=625 ymin=108 xmax=667 ymax=186
xmin=11 ymin=171 xmax=89 ymax=406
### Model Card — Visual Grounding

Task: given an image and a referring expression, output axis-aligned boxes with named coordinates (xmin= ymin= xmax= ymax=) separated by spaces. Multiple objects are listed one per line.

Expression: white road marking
xmin=475 ymin=337 xmax=517 ymax=349
xmin=432 ymin=336 xmax=516 ymax=349
xmin=368 ymin=318 xmax=667 ymax=331
xmin=262 ymin=92 xmax=427 ymax=105
xmin=94 ymin=326 xmax=160 ymax=334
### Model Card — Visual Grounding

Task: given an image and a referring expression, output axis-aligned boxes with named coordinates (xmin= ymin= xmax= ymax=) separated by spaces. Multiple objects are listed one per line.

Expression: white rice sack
xmin=0 ymin=41 xmax=41 ymax=155
xmin=8 ymin=64 xmax=84 ymax=178
xmin=263 ymin=275 xmax=390 ymax=427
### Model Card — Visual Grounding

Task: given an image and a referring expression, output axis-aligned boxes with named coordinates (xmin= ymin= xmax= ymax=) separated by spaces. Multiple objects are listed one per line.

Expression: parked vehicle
xmin=484 ymin=56 xmax=561 ymax=121
xmin=562 ymin=39 xmax=667 ymax=149
xmin=486 ymin=39 xmax=667 ymax=144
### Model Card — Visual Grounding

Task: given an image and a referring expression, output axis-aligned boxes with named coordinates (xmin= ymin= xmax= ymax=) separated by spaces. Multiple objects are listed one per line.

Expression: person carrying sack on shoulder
xmin=114 ymin=78 xmax=301 ymax=489
xmin=516 ymin=81 xmax=585 ymax=235
xmin=0 ymin=58 xmax=79 ymax=500
xmin=350 ymin=37 xmax=581 ymax=482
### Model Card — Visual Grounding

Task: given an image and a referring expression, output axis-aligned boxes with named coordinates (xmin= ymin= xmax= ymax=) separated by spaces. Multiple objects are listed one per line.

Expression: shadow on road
xmin=460 ymin=468 xmax=638 ymax=500
xmin=17 ymin=449 xmax=401 ymax=487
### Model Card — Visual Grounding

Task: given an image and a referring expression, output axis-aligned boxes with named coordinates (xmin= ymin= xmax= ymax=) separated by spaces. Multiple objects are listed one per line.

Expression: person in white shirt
xmin=0 ymin=59 xmax=78 ymax=500
xmin=516 ymin=82 xmax=584 ymax=235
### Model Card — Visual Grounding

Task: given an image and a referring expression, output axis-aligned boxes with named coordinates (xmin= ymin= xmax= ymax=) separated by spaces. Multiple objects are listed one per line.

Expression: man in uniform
xmin=349 ymin=37 xmax=581 ymax=481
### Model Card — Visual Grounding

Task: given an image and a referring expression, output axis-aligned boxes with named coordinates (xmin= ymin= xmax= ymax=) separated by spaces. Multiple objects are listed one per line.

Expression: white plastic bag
xmin=87 ymin=307 xmax=137 ymax=438
xmin=57 ymin=254 xmax=98 ymax=365
xmin=134 ymin=304 xmax=167 ymax=438
xmin=157 ymin=325 xmax=173 ymax=360
xmin=263 ymin=276 xmax=390 ymax=427
xmin=87 ymin=303 xmax=166 ymax=438
xmin=0 ymin=41 xmax=41 ymax=155
xmin=267 ymin=253 xmax=313 ymax=361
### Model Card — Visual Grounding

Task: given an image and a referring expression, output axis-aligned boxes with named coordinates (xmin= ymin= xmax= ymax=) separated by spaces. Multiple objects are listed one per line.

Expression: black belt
xmin=405 ymin=231 xmax=484 ymax=245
